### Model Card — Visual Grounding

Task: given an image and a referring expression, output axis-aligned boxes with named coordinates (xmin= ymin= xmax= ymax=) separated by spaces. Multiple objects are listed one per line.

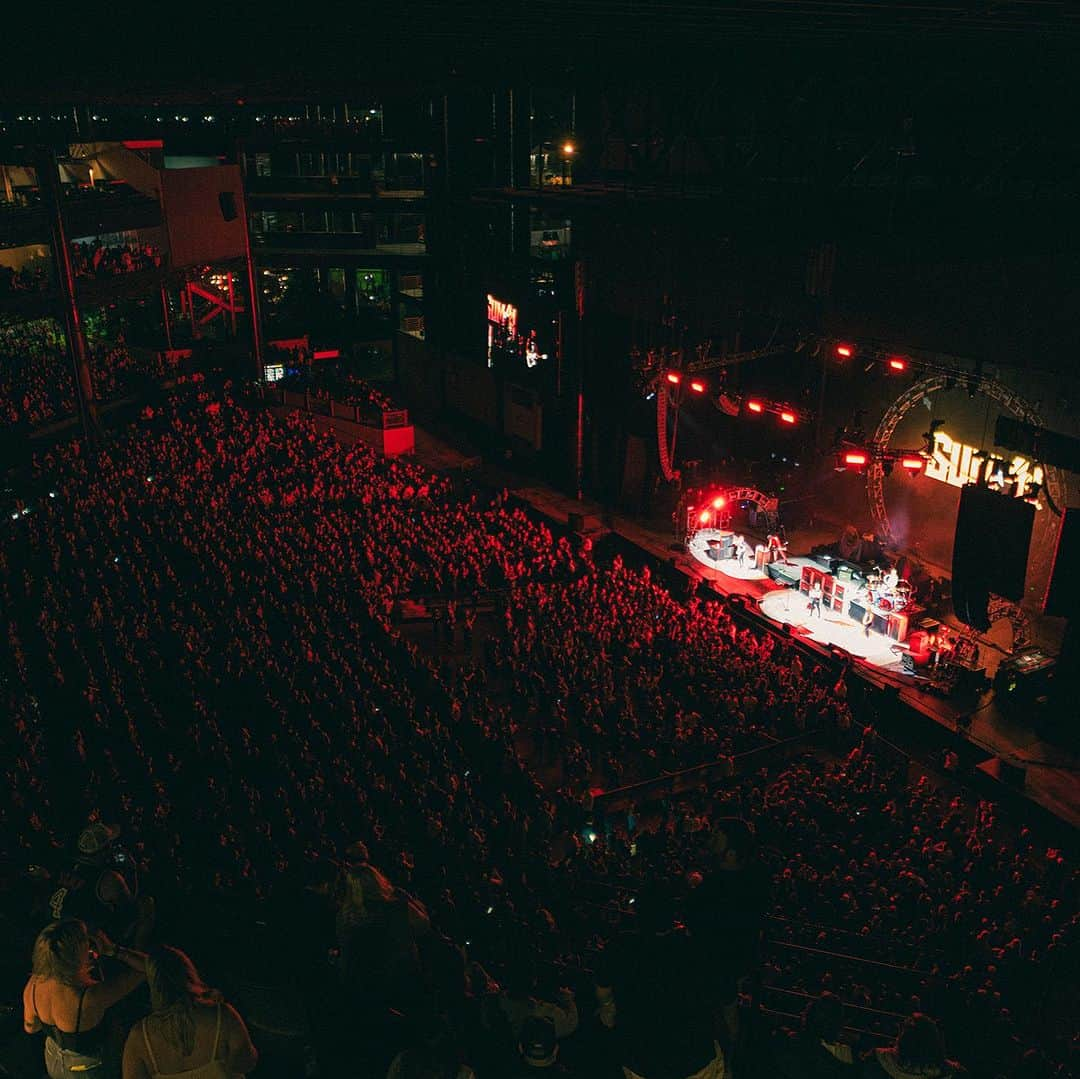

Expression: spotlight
xmin=699 ymin=510 xmax=711 ymax=523
xmin=780 ymin=410 xmax=797 ymax=425
xmin=888 ymin=357 xmax=908 ymax=372
xmin=835 ymin=343 xmax=855 ymax=359
xmin=712 ymin=496 xmax=726 ymax=510
xmin=900 ymin=456 xmax=924 ymax=472
xmin=689 ymin=379 xmax=706 ymax=394
xmin=844 ymin=452 xmax=868 ymax=467
xmin=666 ymin=372 xmax=682 ymax=385
xmin=746 ymin=400 xmax=764 ymax=414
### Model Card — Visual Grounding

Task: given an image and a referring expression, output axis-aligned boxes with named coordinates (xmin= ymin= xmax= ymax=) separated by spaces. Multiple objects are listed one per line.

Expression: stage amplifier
xmin=994 ymin=648 xmax=1056 ymax=707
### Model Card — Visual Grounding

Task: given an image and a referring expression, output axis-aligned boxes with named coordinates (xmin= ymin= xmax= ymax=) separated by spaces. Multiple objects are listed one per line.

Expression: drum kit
xmin=864 ymin=566 xmax=914 ymax=613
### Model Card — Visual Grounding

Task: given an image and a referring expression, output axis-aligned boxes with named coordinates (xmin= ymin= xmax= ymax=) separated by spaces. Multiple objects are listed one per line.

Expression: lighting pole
xmin=560 ymin=140 xmax=575 ymax=184
xmin=38 ymin=148 xmax=98 ymax=442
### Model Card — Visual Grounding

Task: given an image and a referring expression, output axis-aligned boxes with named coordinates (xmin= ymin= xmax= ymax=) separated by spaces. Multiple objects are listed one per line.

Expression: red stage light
xmin=699 ymin=509 xmax=711 ymax=523
xmin=901 ymin=456 xmax=924 ymax=471
xmin=747 ymin=400 xmax=764 ymax=413
xmin=666 ymin=371 xmax=682 ymax=385
xmin=835 ymin=343 xmax=854 ymax=359
xmin=844 ymin=452 xmax=869 ymax=466
xmin=712 ymin=496 xmax=726 ymax=509
xmin=689 ymin=379 xmax=706 ymax=393
xmin=313 ymin=349 xmax=340 ymax=360
xmin=888 ymin=357 xmax=907 ymax=372
xmin=780 ymin=410 xmax=797 ymax=424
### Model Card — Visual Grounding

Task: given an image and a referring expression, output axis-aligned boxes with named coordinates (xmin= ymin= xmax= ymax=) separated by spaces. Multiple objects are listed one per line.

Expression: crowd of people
xmin=0 ymin=317 xmax=76 ymax=428
xmin=0 ymin=319 xmax=169 ymax=431
xmin=0 ymin=382 xmax=1074 ymax=1078
xmin=70 ymin=240 xmax=163 ymax=279
xmin=280 ymin=362 xmax=400 ymax=416
xmin=0 ymin=261 xmax=52 ymax=295
xmin=0 ymin=240 xmax=162 ymax=300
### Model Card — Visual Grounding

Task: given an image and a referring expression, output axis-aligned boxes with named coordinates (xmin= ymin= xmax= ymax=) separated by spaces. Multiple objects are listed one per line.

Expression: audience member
xmin=0 ymin=385 xmax=1073 ymax=1079
xmin=121 ymin=946 xmax=257 ymax=1079
xmin=23 ymin=919 xmax=147 ymax=1079
xmin=861 ymin=1013 xmax=962 ymax=1079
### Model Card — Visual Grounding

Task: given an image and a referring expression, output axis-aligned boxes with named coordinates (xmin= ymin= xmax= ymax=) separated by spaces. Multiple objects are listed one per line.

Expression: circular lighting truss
xmin=677 ymin=486 xmax=781 ymax=546
xmin=867 ymin=374 xmax=1063 ymax=544
xmin=868 ymin=374 xmax=1062 ymax=645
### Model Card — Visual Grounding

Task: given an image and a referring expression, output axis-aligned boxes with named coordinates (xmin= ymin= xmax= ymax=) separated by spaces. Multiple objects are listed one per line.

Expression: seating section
xmin=0 ymin=382 xmax=1074 ymax=1078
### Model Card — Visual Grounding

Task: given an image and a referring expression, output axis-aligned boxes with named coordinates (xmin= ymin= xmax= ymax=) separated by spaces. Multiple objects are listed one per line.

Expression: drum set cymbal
xmin=862 ymin=568 xmax=915 ymax=612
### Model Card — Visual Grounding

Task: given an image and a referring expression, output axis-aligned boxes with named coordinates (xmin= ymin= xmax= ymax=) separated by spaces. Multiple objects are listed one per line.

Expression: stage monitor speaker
xmin=218 ymin=191 xmax=238 ymax=221
xmin=976 ymin=756 xmax=1026 ymax=789
xmin=1043 ymin=507 xmax=1080 ymax=617
xmin=952 ymin=485 xmax=1034 ymax=627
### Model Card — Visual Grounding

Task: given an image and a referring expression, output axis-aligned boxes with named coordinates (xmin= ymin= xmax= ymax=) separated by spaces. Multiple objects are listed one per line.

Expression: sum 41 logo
xmin=924 ymin=431 xmax=1044 ymax=506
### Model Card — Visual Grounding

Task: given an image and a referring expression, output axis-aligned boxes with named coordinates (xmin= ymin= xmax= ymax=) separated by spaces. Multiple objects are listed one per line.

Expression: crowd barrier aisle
xmin=265 ymin=383 xmax=415 ymax=457
xmin=593 ymin=731 xmax=826 ymax=814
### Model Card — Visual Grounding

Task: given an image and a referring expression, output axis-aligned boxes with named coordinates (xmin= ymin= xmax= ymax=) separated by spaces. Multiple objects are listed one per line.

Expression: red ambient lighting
xmin=844 ymin=452 xmax=869 ymax=466
xmin=699 ymin=509 xmax=712 ymax=523
xmin=747 ymin=400 xmax=764 ymax=413
xmin=122 ymin=139 xmax=164 ymax=150
xmin=689 ymin=379 xmax=706 ymax=393
xmin=313 ymin=349 xmax=340 ymax=360
xmin=901 ymin=456 xmax=925 ymax=471
xmin=780 ymin=410 xmax=797 ymax=424
xmin=666 ymin=371 xmax=682 ymax=385
xmin=888 ymin=357 xmax=908 ymax=372
xmin=712 ymin=496 xmax=726 ymax=510
xmin=835 ymin=343 xmax=854 ymax=359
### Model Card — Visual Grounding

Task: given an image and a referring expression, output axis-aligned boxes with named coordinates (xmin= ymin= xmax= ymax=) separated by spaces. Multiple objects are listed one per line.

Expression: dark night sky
xmin=6 ymin=2 xmax=1079 ymax=99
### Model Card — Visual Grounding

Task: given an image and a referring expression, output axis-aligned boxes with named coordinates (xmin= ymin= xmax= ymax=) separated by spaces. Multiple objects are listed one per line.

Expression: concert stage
xmin=758 ymin=588 xmax=905 ymax=669
xmin=687 ymin=527 xmax=769 ymax=580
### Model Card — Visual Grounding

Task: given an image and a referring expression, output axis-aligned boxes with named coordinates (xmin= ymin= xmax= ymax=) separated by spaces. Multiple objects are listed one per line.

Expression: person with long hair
xmin=23 ymin=918 xmax=147 ymax=1078
xmin=121 ymin=947 xmax=257 ymax=1079
xmin=334 ymin=861 xmax=430 ymax=1005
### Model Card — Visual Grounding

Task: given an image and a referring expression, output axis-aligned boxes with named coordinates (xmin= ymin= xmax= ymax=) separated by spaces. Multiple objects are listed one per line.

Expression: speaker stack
xmin=951 ymin=485 xmax=1034 ymax=630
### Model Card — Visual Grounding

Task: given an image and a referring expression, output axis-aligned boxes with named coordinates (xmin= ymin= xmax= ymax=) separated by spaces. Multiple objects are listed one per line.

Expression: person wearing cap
xmin=775 ymin=992 xmax=856 ymax=1078
xmin=592 ymin=883 xmax=729 ymax=1079
xmin=48 ymin=822 xmax=150 ymax=946
xmin=512 ymin=1017 xmax=581 ymax=1077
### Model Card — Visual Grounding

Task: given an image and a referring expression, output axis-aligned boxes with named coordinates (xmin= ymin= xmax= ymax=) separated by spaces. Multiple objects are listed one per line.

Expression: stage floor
xmin=758 ymin=588 xmax=905 ymax=670
xmin=687 ymin=528 xmax=769 ymax=580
